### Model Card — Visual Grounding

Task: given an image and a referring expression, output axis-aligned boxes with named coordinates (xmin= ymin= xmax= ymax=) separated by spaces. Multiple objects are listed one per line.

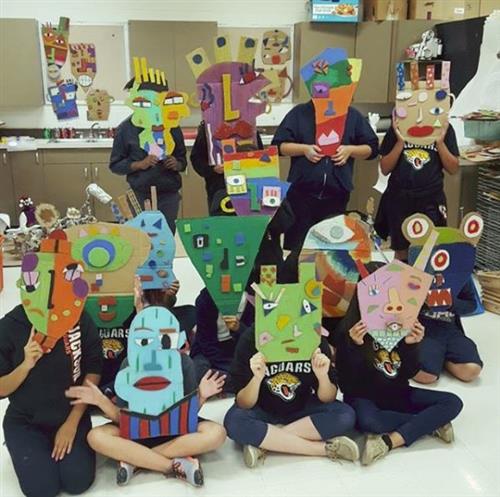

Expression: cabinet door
xmin=180 ymin=160 xmax=208 ymax=219
xmin=91 ymin=163 xmax=129 ymax=222
xmin=10 ymin=151 xmax=46 ymax=217
xmin=0 ymin=151 xmax=16 ymax=220
xmin=43 ymin=163 xmax=90 ymax=216
xmin=0 ymin=19 xmax=44 ymax=107
xmin=347 ymin=159 xmax=381 ymax=214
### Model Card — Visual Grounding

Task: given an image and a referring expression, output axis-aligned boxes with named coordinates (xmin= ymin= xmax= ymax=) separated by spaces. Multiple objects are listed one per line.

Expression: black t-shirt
xmin=0 ymin=305 xmax=102 ymax=427
xmin=230 ymin=327 xmax=338 ymax=417
xmin=381 ymin=125 xmax=459 ymax=194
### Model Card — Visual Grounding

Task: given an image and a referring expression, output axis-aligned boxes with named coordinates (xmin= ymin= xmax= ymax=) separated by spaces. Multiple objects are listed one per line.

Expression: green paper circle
xmin=88 ymin=247 xmax=110 ymax=268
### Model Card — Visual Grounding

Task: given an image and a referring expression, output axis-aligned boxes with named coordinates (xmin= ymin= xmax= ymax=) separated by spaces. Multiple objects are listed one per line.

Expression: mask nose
xmin=276 ymin=315 xmax=290 ymax=331
xmin=434 ymin=274 xmax=445 ymax=287
xmin=144 ymin=350 xmax=162 ymax=371
xmin=383 ymin=288 xmax=404 ymax=315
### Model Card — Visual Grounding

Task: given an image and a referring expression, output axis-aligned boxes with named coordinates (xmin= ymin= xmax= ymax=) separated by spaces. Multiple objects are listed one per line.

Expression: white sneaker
xmin=433 ymin=422 xmax=455 ymax=443
xmin=325 ymin=436 xmax=360 ymax=462
xmin=243 ymin=445 xmax=266 ymax=468
xmin=116 ymin=461 xmax=136 ymax=486
xmin=361 ymin=434 xmax=390 ymax=466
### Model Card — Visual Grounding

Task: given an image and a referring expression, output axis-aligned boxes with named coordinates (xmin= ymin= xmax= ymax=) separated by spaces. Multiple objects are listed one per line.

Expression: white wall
xmin=0 ymin=0 xmax=309 ymax=129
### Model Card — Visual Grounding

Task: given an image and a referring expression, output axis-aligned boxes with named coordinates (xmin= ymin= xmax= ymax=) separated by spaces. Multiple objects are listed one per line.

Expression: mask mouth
xmin=427 ymin=288 xmax=452 ymax=307
xmin=134 ymin=376 xmax=171 ymax=391
xmin=408 ymin=125 xmax=434 ymax=137
xmin=28 ymin=307 xmax=45 ymax=317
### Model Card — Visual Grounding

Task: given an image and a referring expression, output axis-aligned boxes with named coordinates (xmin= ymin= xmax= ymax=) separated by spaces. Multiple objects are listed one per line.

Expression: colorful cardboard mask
xmin=222 ymin=143 xmax=290 ymax=217
xmin=177 ymin=216 xmax=269 ymax=315
xmin=186 ymin=35 xmax=269 ymax=165
xmin=18 ymin=231 xmax=89 ymax=350
xmin=115 ymin=306 xmax=198 ymax=440
xmin=161 ymin=90 xmax=190 ymax=155
xmin=252 ymin=263 xmax=322 ymax=362
xmin=300 ymin=215 xmax=371 ymax=318
xmin=69 ymin=43 xmax=97 ymax=91
xmin=258 ymin=67 xmax=293 ymax=104
xmin=405 ymin=212 xmax=483 ymax=318
xmin=394 ymin=61 xmax=452 ymax=146
xmin=86 ymin=89 xmax=114 ymax=121
xmin=357 ymin=232 xmax=437 ymax=351
xmin=49 ymin=80 xmax=79 ymax=120
xmin=300 ymin=48 xmax=362 ymax=155
xmin=41 ymin=17 xmax=70 ymax=70
xmin=262 ymin=30 xmax=291 ymax=65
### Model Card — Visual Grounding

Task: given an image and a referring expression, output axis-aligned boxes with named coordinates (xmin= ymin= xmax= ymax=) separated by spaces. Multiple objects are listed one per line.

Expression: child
xmin=66 ymin=354 xmax=226 ymax=487
xmin=335 ymin=292 xmax=463 ymax=466
xmin=272 ymin=104 xmax=379 ymax=253
xmin=223 ymin=327 xmax=359 ymax=466
xmin=375 ymin=121 xmax=459 ymax=261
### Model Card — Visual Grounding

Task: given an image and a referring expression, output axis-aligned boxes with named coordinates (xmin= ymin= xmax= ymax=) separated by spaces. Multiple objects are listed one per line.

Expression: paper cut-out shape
xmin=357 ymin=233 xmax=436 ymax=351
xmin=258 ymin=67 xmax=293 ymax=104
xmin=300 ymin=48 xmax=362 ymax=156
xmin=252 ymin=263 xmax=322 ymax=362
xmin=300 ymin=215 xmax=371 ymax=318
xmin=262 ymin=30 xmax=291 ymax=65
xmin=49 ymin=80 xmax=79 ymax=120
xmin=126 ymin=57 xmax=190 ymax=159
xmin=177 ymin=216 xmax=269 ymax=315
xmin=406 ymin=212 xmax=483 ymax=319
xmin=394 ymin=61 xmax=452 ymax=146
xmin=186 ymin=36 xmax=269 ymax=165
xmin=86 ymin=89 xmax=114 ymax=121
xmin=69 ymin=43 xmax=96 ymax=91
xmin=115 ymin=306 xmax=198 ymax=440
xmin=223 ymin=145 xmax=290 ymax=217
xmin=41 ymin=17 xmax=70 ymax=71
xmin=18 ymin=231 xmax=89 ymax=351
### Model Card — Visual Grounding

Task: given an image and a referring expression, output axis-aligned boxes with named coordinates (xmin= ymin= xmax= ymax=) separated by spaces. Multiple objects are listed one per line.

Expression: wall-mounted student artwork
xmin=222 ymin=143 xmax=290 ymax=218
xmin=126 ymin=57 xmax=190 ymax=159
xmin=18 ymin=231 xmax=89 ymax=351
xmin=357 ymin=230 xmax=437 ymax=351
xmin=115 ymin=306 xmax=198 ymax=440
xmin=86 ymin=89 xmax=114 ymax=121
xmin=69 ymin=43 xmax=96 ymax=91
xmin=48 ymin=79 xmax=79 ymax=120
xmin=405 ymin=212 xmax=483 ymax=321
xmin=186 ymin=35 xmax=269 ymax=165
xmin=394 ymin=60 xmax=452 ymax=146
xmin=300 ymin=215 xmax=371 ymax=318
xmin=300 ymin=47 xmax=362 ymax=156
xmin=177 ymin=216 xmax=269 ymax=315
xmin=41 ymin=16 xmax=70 ymax=82
xmin=252 ymin=263 xmax=322 ymax=363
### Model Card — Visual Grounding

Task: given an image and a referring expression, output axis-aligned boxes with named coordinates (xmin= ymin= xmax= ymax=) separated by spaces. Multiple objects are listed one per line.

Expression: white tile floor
xmin=1 ymin=259 xmax=500 ymax=497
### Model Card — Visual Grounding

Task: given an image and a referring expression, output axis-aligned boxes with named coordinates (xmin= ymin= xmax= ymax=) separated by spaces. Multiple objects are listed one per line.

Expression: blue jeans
xmin=345 ymin=387 xmax=463 ymax=446
xmin=224 ymin=398 xmax=356 ymax=447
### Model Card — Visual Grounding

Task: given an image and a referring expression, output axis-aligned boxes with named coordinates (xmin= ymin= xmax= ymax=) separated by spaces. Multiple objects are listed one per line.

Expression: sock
xmin=381 ymin=434 xmax=393 ymax=450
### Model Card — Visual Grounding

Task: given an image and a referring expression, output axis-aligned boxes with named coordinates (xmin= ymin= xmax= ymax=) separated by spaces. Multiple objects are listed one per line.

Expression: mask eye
xmin=387 ymin=322 xmax=402 ymax=332
xmin=135 ymin=338 xmax=154 ymax=347
xmin=64 ymin=263 xmax=83 ymax=281
xmin=431 ymin=249 xmax=450 ymax=271
xmin=429 ymin=107 xmax=444 ymax=115
xmin=132 ymin=98 xmax=152 ymax=108
xmin=22 ymin=271 xmax=39 ymax=293
xmin=301 ymin=298 xmax=317 ymax=316
xmin=262 ymin=300 xmax=278 ymax=316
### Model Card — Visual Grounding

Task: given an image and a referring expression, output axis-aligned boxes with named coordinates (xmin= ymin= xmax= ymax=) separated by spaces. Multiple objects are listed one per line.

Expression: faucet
xmin=88 ymin=122 xmax=101 ymax=142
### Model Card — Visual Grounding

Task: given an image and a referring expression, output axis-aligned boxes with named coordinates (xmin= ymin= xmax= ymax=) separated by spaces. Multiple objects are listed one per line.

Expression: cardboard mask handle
xmin=413 ymin=229 xmax=438 ymax=271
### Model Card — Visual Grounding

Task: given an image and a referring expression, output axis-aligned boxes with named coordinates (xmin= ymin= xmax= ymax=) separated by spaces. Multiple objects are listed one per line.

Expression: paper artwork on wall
xmin=86 ymin=89 xmax=114 ymax=120
xmin=261 ymin=29 xmax=291 ymax=65
xmin=69 ymin=43 xmax=97 ymax=91
xmin=300 ymin=48 xmax=362 ymax=155
xmin=300 ymin=215 xmax=371 ymax=318
xmin=115 ymin=306 xmax=198 ymax=440
xmin=41 ymin=16 xmax=70 ymax=82
xmin=176 ymin=216 xmax=269 ymax=315
xmin=48 ymin=79 xmax=79 ymax=120
xmin=252 ymin=263 xmax=322 ymax=363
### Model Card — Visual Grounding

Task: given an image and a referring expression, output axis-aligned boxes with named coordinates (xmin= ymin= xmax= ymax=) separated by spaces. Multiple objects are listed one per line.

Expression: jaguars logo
xmin=266 ymin=372 xmax=301 ymax=402
xmin=373 ymin=342 xmax=401 ymax=379
xmin=404 ymin=149 xmax=430 ymax=171
xmin=102 ymin=338 xmax=124 ymax=359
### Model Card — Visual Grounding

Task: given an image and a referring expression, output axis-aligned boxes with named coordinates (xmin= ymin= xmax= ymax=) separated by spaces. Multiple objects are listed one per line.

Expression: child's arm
xmin=311 ymin=348 xmax=338 ymax=403
xmin=236 ymin=352 xmax=266 ymax=409
xmin=380 ymin=124 xmax=404 ymax=176
xmin=198 ymin=370 xmax=226 ymax=406
xmin=436 ymin=123 xmax=459 ymax=175
xmin=399 ymin=320 xmax=425 ymax=378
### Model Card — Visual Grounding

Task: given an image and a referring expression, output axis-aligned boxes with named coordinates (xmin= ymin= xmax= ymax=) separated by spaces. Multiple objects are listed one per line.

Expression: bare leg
xmin=388 ymin=432 xmax=406 ymax=449
xmin=87 ymin=424 xmax=172 ymax=473
xmin=282 ymin=416 xmax=322 ymax=441
xmin=413 ymin=370 xmax=438 ymax=384
xmin=259 ymin=424 xmax=326 ymax=456
xmin=445 ymin=361 xmax=481 ymax=382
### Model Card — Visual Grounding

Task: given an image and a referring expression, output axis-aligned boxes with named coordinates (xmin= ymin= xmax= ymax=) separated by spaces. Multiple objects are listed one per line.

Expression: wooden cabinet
xmin=180 ymin=152 xmax=209 ymax=219
xmin=0 ymin=19 xmax=44 ymax=107
xmin=0 ymin=151 xmax=16 ymax=220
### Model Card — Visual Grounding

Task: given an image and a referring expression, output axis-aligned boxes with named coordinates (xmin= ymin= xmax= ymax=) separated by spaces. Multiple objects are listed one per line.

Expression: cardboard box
xmin=409 ymin=0 xmax=480 ymax=20
xmin=364 ymin=0 xmax=408 ymax=20
xmin=311 ymin=0 xmax=363 ymax=22
xmin=480 ymin=0 xmax=500 ymax=15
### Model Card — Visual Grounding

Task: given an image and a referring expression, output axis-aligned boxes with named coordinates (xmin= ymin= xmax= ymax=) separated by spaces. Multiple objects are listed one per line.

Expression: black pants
xmin=3 ymin=413 xmax=95 ymax=497
xmin=133 ymin=189 xmax=181 ymax=234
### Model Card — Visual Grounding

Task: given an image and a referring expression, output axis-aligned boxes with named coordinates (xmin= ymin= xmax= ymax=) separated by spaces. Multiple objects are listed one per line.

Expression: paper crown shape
xmin=186 ymin=35 xmax=269 ymax=165
xmin=394 ymin=60 xmax=452 ymax=146
xmin=252 ymin=263 xmax=323 ymax=363
xmin=357 ymin=230 xmax=437 ymax=351
xmin=177 ymin=215 xmax=269 ymax=315
xmin=115 ymin=306 xmax=198 ymax=440
xmin=222 ymin=142 xmax=291 ymax=218
xmin=18 ymin=230 xmax=89 ymax=351
xmin=405 ymin=212 xmax=483 ymax=317
xmin=300 ymin=215 xmax=371 ymax=318
xmin=300 ymin=48 xmax=362 ymax=155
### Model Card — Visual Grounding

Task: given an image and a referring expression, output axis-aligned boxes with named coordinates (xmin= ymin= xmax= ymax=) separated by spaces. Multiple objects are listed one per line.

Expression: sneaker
xmin=361 ymin=434 xmax=390 ymax=466
xmin=172 ymin=457 xmax=204 ymax=487
xmin=116 ymin=461 xmax=136 ymax=486
xmin=243 ymin=445 xmax=266 ymax=468
xmin=325 ymin=436 xmax=360 ymax=462
xmin=433 ymin=422 xmax=454 ymax=443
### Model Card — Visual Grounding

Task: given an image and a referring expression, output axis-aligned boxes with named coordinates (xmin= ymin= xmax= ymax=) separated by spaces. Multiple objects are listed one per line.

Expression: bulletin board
xmin=41 ymin=22 xmax=129 ymax=104
xmin=217 ymin=26 xmax=294 ymax=103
